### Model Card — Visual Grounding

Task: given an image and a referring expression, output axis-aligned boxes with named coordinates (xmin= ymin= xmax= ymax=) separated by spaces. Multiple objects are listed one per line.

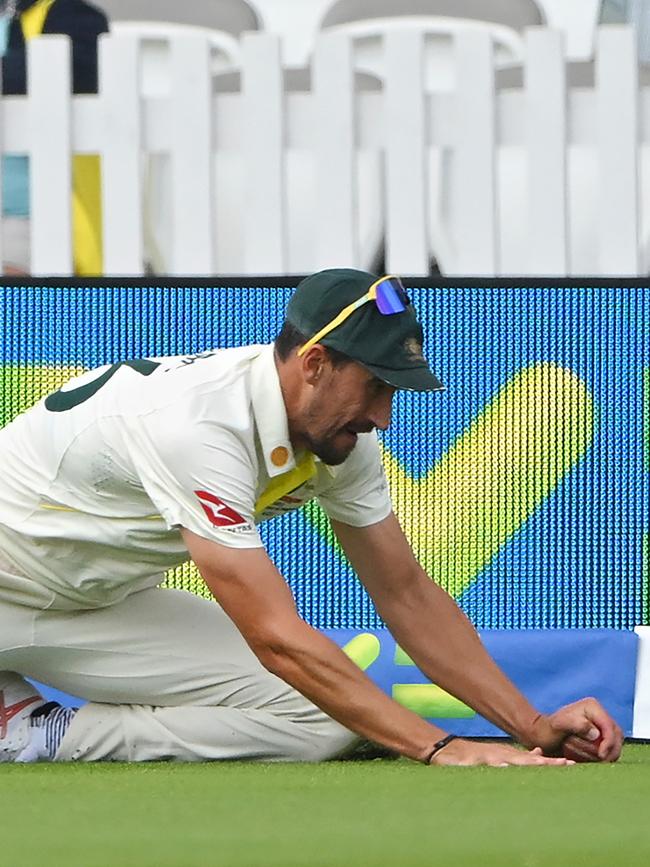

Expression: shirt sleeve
xmin=130 ymin=409 xmax=264 ymax=549
xmin=317 ymin=431 xmax=392 ymax=527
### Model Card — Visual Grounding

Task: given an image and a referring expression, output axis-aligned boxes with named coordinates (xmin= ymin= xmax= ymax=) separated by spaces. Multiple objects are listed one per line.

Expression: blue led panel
xmin=1 ymin=283 xmax=648 ymax=630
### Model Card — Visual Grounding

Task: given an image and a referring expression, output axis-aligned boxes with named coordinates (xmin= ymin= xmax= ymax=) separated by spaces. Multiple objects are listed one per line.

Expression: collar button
xmin=270 ymin=446 xmax=289 ymax=467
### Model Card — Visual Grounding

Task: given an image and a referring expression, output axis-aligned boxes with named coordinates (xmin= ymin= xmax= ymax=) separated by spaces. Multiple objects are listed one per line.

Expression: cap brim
xmin=362 ymin=361 xmax=445 ymax=392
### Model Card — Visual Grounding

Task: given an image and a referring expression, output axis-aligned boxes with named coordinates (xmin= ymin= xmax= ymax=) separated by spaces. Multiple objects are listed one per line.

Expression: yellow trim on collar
xmin=254 ymin=453 xmax=316 ymax=516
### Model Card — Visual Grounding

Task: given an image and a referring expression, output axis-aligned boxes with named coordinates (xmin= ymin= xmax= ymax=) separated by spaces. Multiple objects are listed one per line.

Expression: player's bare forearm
xmin=376 ymin=573 xmax=624 ymax=760
xmin=376 ymin=571 xmax=549 ymax=747
xmin=257 ymin=619 xmax=450 ymax=761
xmin=332 ymin=515 xmax=556 ymax=750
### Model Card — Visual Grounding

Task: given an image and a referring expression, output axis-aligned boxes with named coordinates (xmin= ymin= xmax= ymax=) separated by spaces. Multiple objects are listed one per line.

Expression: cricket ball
xmin=562 ymin=733 xmax=603 ymax=763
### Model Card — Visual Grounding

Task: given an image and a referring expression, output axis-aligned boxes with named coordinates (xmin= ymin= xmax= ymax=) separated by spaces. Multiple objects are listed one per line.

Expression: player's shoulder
xmin=156 ymin=345 xmax=261 ymax=402
xmin=33 ymin=344 xmax=263 ymax=427
xmin=132 ymin=344 xmax=264 ymax=433
xmin=154 ymin=344 xmax=261 ymax=386
xmin=114 ymin=345 xmax=265 ymax=461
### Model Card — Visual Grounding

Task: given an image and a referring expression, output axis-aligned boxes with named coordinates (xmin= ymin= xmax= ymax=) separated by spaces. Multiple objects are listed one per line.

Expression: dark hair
xmin=274 ymin=320 xmax=352 ymax=368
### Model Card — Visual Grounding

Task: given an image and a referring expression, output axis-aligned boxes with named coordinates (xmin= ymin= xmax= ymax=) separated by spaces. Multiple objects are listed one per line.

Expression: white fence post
xmin=99 ymin=34 xmax=143 ymax=276
xmin=596 ymin=26 xmax=640 ymax=275
xmin=169 ymin=36 xmax=213 ymax=275
xmin=1 ymin=25 xmax=645 ymax=278
xmin=313 ymin=32 xmax=358 ymax=270
xmin=384 ymin=28 xmax=429 ymax=276
xmin=451 ymin=31 xmax=498 ymax=275
xmin=525 ymin=27 xmax=568 ymax=275
xmin=28 ymin=35 xmax=72 ymax=276
xmin=242 ymin=33 xmax=286 ymax=274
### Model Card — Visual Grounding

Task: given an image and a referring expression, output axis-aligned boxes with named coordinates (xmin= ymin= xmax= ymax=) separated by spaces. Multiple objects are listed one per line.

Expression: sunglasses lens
xmin=375 ymin=278 xmax=409 ymax=314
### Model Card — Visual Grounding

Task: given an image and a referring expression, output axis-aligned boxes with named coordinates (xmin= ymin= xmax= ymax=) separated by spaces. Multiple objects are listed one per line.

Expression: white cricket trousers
xmin=0 ymin=562 xmax=358 ymax=763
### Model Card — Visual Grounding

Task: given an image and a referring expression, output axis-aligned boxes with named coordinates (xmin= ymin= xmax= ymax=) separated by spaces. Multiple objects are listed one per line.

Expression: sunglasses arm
xmin=296 ymin=296 xmax=371 ymax=357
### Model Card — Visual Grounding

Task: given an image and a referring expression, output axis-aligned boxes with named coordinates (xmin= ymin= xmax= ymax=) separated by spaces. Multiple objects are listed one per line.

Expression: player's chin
xmin=313 ymin=431 xmax=357 ymax=465
xmin=338 ymin=427 xmax=358 ymax=451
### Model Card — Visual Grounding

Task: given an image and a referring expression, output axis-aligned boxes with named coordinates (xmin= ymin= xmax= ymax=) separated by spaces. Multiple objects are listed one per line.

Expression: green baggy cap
xmin=286 ymin=268 xmax=444 ymax=392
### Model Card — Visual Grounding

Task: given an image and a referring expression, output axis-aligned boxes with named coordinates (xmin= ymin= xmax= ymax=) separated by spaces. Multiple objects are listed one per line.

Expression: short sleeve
xmin=131 ymin=408 xmax=263 ymax=549
xmin=317 ymin=431 xmax=392 ymax=527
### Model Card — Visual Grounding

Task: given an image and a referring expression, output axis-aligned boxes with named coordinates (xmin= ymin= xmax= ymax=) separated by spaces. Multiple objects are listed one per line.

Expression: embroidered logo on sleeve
xmin=194 ymin=490 xmax=250 ymax=528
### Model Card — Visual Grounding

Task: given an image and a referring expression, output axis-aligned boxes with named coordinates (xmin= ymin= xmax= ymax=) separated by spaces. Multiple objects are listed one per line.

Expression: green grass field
xmin=3 ymin=745 xmax=650 ymax=867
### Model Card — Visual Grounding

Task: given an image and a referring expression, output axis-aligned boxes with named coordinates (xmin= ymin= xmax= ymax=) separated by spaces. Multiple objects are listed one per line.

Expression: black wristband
xmin=423 ymin=734 xmax=458 ymax=764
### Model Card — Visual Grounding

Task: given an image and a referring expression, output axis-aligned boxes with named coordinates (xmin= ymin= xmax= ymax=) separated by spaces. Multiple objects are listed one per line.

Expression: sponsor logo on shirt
xmin=222 ymin=524 xmax=255 ymax=535
xmin=175 ymin=350 xmax=221 ymax=367
xmin=194 ymin=490 xmax=250 ymax=528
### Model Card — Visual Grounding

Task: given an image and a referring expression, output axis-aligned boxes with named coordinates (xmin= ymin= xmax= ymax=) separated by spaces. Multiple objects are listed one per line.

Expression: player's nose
xmin=370 ymin=391 xmax=394 ymax=431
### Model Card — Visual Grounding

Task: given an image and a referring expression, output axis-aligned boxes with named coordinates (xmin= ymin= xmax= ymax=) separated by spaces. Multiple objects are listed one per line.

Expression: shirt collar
xmin=250 ymin=343 xmax=341 ymax=480
xmin=250 ymin=344 xmax=297 ymax=478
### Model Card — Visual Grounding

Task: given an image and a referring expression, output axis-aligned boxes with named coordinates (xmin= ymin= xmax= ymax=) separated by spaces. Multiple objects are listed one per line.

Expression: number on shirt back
xmin=44 ymin=359 xmax=160 ymax=412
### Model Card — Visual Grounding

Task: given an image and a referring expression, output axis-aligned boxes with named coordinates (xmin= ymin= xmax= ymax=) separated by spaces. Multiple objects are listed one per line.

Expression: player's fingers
xmin=504 ymin=752 xmax=575 ymax=767
xmin=583 ymin=701 xmax=621 ymax=760
xmin=606 ymin=722 xmax=624 ymax=761
xmin=487 ymin=746 xmax=574 ymax=767
xmin=557 ymin=698 xmax=621 ymax=761
xmin=598 ymin=722 xmax=624 ymax=762
xmin=562 ymin=734 xmax=600 ymax=763
xmin=566 ymin=703 xmax=601 ymax=741
xmin=433 ymin=743 xmax=576 ymax=767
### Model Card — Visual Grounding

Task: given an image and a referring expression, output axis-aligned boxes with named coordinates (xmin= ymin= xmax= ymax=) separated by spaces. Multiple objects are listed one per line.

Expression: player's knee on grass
xmin=289 ymin=717 xmax=360 ymax=763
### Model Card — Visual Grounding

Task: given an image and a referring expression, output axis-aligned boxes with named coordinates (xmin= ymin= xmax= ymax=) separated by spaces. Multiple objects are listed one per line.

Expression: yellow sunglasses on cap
xmin=297 ymin=275 xmax=410 ymax=357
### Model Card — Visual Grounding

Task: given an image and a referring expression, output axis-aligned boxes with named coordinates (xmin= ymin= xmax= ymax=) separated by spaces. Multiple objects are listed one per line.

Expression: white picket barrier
xmin=100 ymin=35 xmax=143 ymax=275
xmin=0 ymin=25 xmax=647 ymax=276
xmin=29 ymin=36 xmax=73 ymax=276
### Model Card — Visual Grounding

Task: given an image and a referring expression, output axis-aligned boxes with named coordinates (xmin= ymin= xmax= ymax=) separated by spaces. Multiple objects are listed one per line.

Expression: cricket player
xmin=0 ymin=269 xmax=623 ymax=766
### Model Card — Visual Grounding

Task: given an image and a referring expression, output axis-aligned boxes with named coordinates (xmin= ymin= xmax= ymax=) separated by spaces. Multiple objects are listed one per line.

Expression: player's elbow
xmin=247 ymin=620 xmax=306 ymax=678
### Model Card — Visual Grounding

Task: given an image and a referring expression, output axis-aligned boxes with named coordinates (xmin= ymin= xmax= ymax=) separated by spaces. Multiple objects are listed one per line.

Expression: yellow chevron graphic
xmin=0 ymin=364 xmax=85 ymax=427
xmin=381 ymin=363 xmax=595 ymax=596
xmin=1 ymin=362 xmax=595 ymax=604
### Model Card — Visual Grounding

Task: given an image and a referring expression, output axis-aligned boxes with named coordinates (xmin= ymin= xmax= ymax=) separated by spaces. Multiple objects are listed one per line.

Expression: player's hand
xmin=428 ymin=738 xmax=575 ymax=767
xmin=533 ymin=698 xmax=623 ymax=762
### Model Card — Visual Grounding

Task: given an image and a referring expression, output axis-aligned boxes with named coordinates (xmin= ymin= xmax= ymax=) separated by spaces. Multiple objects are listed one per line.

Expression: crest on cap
xmin=403 ymin=336 xmax=425 ymax=364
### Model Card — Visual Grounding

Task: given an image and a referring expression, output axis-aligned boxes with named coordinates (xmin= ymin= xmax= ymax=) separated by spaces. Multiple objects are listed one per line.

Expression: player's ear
xmin=300 ymin=345 xmax=328 ymax=386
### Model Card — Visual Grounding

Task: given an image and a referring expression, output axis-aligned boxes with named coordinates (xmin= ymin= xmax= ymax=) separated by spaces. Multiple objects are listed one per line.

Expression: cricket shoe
xmin=0 ymin=672 xmax=46 ymax=762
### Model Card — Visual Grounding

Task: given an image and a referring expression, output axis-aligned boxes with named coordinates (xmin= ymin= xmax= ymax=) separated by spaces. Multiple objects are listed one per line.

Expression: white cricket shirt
xmin=0 ymin=344 xmax=391 ymax=608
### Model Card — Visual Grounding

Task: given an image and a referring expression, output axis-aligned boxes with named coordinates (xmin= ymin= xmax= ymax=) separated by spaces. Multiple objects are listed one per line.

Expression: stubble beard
xmin=301 ymin=428 xmax=355 ymax=466
xmin=299 ymin=401 xmax=361 ymax=466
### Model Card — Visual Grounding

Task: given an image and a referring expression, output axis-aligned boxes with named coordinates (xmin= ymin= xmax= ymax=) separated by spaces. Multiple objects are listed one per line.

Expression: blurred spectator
xmin=1 ymin=0 xmax=108 ymax=275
